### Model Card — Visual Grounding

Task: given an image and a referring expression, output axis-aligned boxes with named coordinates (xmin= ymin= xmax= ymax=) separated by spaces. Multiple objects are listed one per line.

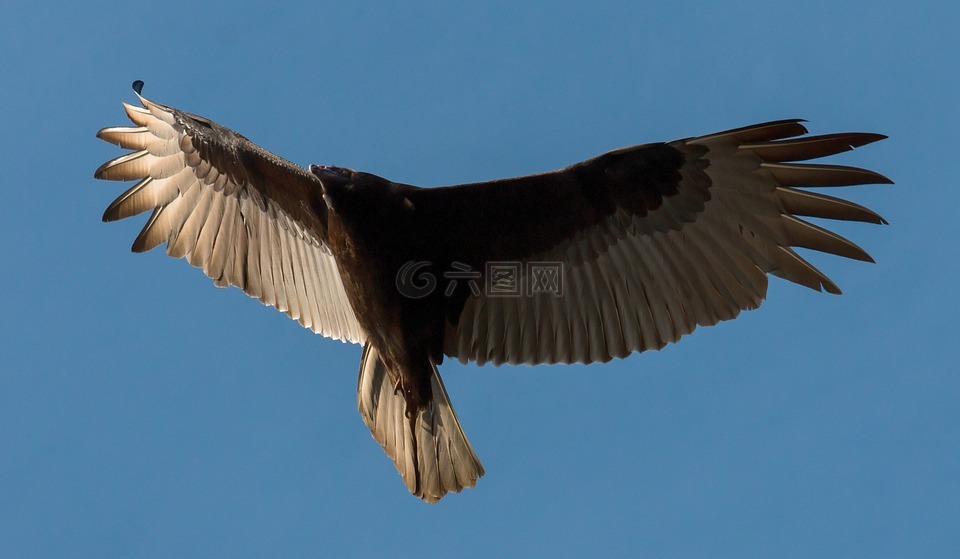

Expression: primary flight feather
xmin=94 ymin=82 xmax=889 ymax=502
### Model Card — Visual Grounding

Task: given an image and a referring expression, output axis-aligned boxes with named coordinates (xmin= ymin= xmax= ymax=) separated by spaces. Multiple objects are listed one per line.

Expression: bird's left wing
xmin=94 ymin=87 xmax=365 ymax=344
xmin=414 ymin=120 xmax=889 ymax=366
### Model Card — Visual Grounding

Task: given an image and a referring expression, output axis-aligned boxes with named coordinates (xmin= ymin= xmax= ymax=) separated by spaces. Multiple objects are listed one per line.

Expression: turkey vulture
xmin=94 ymin=81 xmax=889 ymax=502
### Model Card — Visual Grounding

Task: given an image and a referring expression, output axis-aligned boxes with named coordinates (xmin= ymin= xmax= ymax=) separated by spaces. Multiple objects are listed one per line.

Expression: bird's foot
xmin=393 ymin=376 xmax=417 ymax=418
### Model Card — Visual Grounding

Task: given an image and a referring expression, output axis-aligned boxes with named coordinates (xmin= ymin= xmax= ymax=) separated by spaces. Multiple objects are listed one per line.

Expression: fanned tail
xmin=357 ymin=343 xmax=484 ymax=502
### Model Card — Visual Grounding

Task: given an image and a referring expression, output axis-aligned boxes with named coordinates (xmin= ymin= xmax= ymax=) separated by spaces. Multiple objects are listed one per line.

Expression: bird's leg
xmin=402 ymin=387 xmax=419 ymax=419
xmin=392 ymin=374 xmax=417 ymax=418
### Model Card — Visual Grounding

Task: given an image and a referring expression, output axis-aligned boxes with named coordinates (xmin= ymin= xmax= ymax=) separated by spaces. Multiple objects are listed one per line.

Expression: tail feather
xmin=357 ymin=343 xmax=484 ymax=502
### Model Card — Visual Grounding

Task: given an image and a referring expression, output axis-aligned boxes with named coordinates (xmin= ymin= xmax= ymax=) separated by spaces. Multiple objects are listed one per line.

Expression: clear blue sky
xmin=2 ymin=1 xmax=957 ymax=557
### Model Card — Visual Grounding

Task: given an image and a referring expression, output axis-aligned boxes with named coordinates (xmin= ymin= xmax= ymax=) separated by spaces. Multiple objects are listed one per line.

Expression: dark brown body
xmin=323 ymin=173 xmax=450 ymax=412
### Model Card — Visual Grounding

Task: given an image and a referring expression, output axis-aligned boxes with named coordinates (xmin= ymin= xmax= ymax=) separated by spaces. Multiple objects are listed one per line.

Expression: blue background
xmin=2 ymin=1 xmax=957 ymax=557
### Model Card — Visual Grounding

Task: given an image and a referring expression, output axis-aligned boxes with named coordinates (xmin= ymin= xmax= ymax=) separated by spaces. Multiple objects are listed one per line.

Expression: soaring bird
xmin=94 ymin=81 xmax=889 ymax=502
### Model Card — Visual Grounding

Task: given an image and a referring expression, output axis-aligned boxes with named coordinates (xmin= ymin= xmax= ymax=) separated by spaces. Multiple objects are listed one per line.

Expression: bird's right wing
xmin=420 ymin=121 xmax=889 ymax=366
xmin=95 ymin=86 xmax=365 ymax=344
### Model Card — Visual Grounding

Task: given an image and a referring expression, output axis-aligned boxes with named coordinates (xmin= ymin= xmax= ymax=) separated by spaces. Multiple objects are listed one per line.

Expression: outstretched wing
xmin=425 ymin=120 xmax=889 ymax=365
xmin=94 ymin=87 xmax=365 ymax=344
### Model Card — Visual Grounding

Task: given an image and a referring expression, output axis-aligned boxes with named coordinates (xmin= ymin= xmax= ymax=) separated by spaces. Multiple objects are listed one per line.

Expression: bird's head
xmin=309 ymin=164 xmax=399 ymax=231
xmin=310 ymin=164 xmax=356 ymax=189
xmin=310 ymin=164 xmax=358 ymax=211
